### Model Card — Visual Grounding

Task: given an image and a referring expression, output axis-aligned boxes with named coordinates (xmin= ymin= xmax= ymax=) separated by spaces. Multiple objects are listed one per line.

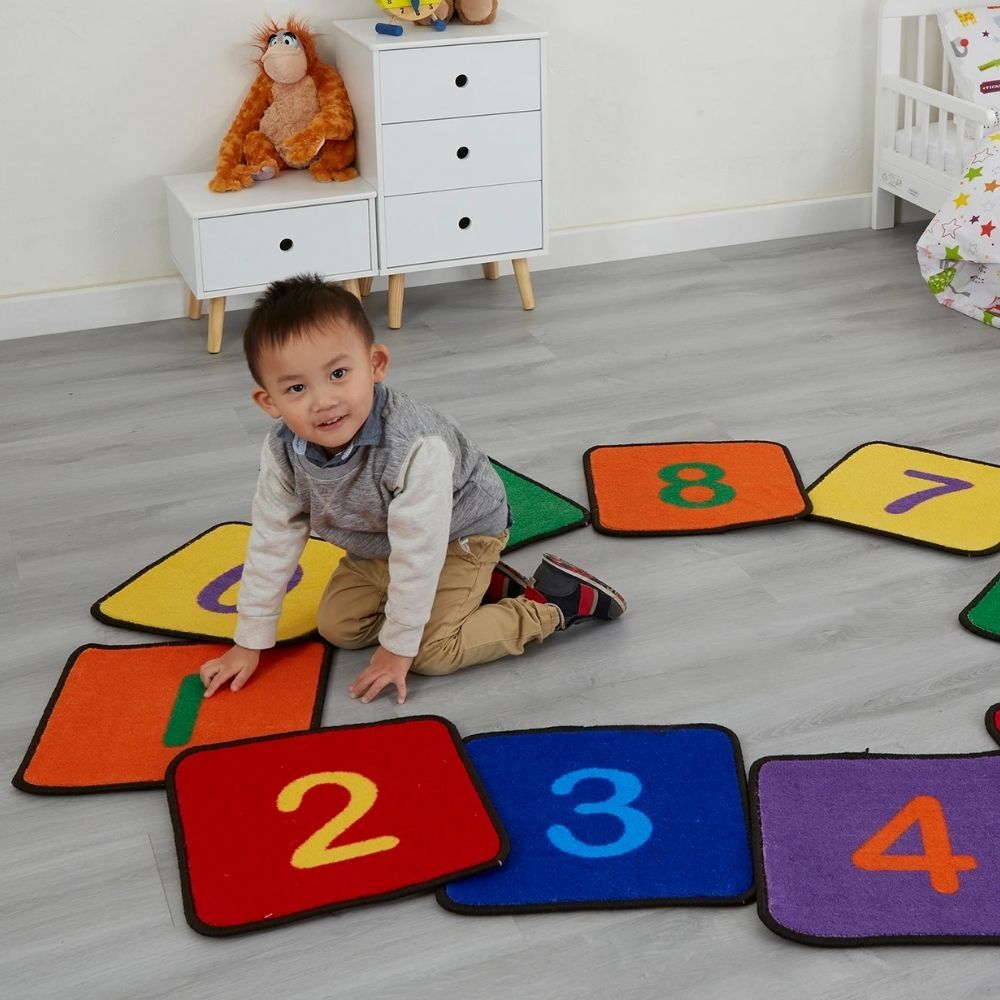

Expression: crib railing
xmin=878 ymin=74 xmax=998 ymax=178
xmin=874 ymin=6 xmax=1000 ymax=225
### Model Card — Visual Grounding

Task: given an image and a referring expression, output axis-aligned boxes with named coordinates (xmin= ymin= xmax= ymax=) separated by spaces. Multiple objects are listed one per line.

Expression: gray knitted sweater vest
xmin=265 ymin=386 xmax=508 ymax=559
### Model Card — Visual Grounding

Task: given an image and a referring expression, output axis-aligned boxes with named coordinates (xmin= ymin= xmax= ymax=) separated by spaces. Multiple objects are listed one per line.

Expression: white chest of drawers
xmin=164 ymin=171 xmax=377 ymax=353
xmin=331 ymin=13 xmax=547 ymax=328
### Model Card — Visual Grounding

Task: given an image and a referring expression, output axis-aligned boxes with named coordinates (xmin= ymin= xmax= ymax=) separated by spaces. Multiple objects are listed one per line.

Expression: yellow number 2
xmin=277 ymin=771 xmax=400 ymax=870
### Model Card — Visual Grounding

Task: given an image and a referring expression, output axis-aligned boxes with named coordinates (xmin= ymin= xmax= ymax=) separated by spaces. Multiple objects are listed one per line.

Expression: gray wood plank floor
xmin=5 ymin=225 xmax=1000 ymax=999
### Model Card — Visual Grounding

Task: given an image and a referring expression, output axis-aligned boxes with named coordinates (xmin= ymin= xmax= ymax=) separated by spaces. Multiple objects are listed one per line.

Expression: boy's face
xmin=251 ymin=320 xmax=389 ymax=453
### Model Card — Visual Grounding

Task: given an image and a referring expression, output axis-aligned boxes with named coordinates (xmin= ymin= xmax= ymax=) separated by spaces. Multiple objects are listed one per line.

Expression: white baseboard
xmin=0 ymin=192 xmax=873 ymax=343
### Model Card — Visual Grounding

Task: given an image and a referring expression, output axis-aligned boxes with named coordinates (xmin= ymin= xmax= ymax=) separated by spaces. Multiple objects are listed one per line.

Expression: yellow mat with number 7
xmin=807 ymin=442 xmax=1000 ymax=555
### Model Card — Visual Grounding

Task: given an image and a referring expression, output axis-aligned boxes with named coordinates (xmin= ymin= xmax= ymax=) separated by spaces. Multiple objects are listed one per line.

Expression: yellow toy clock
xmin=374 ymin=0 xmax=448 ymax=34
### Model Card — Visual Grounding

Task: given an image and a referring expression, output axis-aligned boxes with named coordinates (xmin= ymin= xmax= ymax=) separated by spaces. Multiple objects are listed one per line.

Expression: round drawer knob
xmin=456 ymin=146 xmax=470 ymax=160
xmin=279 ymin=238 xmax=294 ymax=252
xmin=455 ymin=73 xmax=468 ymax=88
xmin=458 ymin=217 xmax=471 ymax=230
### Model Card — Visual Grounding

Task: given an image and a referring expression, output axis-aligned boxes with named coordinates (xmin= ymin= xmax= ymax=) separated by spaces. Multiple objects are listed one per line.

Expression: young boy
xmin=200 ymin=275 xmax=626 ymax=705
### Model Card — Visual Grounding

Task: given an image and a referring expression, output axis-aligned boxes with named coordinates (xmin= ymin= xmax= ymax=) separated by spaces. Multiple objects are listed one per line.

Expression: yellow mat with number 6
xmin=91 ymin=522 xmax=345 ymax=643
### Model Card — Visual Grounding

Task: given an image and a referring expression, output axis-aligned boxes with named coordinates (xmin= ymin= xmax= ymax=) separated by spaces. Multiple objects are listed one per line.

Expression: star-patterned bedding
xmin=917 ymin=136 xmax=1000 ymax=326
xmin=937 ymin=7 xmax=1000 ymax=113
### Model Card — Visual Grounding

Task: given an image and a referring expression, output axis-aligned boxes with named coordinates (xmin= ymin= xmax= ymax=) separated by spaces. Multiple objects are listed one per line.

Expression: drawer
xmin=382 ymin=112 xmax=541 ymax=196
xmin=383 ymin=182 xmax=542 ymax=268
xmin=379 ymin=40 xmax=540 ymax=124
xmin=198 ymin=199 xmax=371 ymax=293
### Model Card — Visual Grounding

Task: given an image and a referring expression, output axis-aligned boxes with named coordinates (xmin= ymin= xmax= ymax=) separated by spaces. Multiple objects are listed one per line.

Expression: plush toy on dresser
xmin=209 ymin=18 xmax=357 ymax=192
xmin=375 ymin=1 xmax=498 ymax=35
xmin=453 ymin=0 xmax=499 ymax=24
xmin=416 ymin=1 xmax=499 ymax=25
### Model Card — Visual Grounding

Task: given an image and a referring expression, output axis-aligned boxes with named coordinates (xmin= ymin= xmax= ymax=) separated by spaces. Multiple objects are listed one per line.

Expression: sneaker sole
xmin=495 ymin=560 xmax=531 ymax=591
xmin=540 ymin=553 xmax=627 ymax=617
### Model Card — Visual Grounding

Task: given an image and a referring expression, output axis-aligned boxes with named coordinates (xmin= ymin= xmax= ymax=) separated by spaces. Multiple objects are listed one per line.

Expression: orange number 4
xmin=852 ymin=795 xmax=977 ymax=894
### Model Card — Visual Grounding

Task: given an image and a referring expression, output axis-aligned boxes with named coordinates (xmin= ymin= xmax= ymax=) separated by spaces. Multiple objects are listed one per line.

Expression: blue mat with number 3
xmin=437 ymin=725 xmax=754 ymax=913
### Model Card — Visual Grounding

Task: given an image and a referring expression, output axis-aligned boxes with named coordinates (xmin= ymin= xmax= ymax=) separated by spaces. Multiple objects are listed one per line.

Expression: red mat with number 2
xmin=167 ymin=717 xmax=508 ymax=934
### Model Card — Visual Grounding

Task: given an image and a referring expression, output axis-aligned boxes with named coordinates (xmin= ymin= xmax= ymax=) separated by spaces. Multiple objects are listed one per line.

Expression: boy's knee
xmin=317 ymin=618 xmax=379 ymax=651
xmin=411 ymin=636 xmax=463 ymax=676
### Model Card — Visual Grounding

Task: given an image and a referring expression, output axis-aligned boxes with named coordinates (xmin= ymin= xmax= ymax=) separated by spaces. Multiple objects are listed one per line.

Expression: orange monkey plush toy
xmin=209 ymin=18 xmax=357 ymax=192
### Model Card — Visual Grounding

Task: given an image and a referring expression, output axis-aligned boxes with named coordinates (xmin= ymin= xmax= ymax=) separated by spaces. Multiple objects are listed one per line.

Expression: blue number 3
xmin=546 ymin=768 xmax=654 ymax=859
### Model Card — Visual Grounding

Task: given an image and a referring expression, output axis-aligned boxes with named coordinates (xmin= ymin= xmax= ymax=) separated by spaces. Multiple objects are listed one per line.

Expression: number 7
xmin=884 ymin=469 xmax=973 ymax=514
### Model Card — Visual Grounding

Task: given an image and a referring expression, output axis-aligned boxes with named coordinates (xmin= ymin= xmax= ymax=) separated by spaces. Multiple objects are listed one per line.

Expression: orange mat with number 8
xmin=583 ymin=441 xmax=810 ymax=535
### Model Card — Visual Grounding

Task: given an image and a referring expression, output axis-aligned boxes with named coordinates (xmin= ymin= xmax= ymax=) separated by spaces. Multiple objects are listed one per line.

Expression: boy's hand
xmin=200 ymin=645 xmax=261 ymax=697
xmin=349 ymin=648 xmax=414 ymax=705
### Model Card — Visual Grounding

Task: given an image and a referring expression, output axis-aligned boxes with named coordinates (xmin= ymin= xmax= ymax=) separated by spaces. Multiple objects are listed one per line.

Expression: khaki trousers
xmin=316 ymin=533 xmax=561 ymax=675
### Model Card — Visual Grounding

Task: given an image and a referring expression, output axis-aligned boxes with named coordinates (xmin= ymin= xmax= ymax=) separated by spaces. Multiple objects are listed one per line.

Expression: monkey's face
xmin=262 ymin=31 xmax=307 ymax=84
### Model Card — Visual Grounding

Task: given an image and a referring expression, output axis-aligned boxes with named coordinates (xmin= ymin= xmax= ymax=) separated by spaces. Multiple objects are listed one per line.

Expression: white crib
xmin=873 ymin=0 xmax=1000 ymax=228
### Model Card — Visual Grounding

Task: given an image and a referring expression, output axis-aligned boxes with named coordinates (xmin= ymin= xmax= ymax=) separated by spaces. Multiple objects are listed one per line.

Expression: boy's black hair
xmin=243 ymin=274 xmax=375 ymax=386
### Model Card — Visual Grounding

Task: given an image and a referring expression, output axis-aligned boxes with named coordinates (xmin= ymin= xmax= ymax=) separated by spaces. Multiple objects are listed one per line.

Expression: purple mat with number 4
xmin=750 ymin=753 xmax=1000 ymax=945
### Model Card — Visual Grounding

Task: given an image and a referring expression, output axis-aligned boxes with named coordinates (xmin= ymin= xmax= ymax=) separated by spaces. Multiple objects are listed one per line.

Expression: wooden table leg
xmin=512 ymin=258 xmax=535 ymax=311
xmin=388 ymin=273 xmax=405 ymax=330
xmin=343 ymin=278 xmax=362 ymax=301
xmin=187 ymin=291 xmax=202 ymax=319
xmin=207 ymin=297 xmax=226 ymax=354
xmin=359 ymin=277 xmax=374 ymax=297
xmin=482 ymin=262 xmax=501 ymax=280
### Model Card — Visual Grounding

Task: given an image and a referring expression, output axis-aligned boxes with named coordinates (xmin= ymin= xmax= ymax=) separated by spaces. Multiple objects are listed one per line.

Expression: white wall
xmin=0 ymin=0 xmax=876 ymax=301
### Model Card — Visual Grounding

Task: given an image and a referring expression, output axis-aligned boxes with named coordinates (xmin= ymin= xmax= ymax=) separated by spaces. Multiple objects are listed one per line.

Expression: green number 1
xmin=163 ymin=673 xmax=205 ymax=747
xmin=658 ymin=462 xmax=736 ymax=508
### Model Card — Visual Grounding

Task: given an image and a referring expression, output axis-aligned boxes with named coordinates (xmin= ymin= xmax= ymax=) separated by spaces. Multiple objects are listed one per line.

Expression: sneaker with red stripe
xmin=481 ymin=560 xmax=531 ymax=605
xmin=523 ymin=553 xmax=627 ymax=629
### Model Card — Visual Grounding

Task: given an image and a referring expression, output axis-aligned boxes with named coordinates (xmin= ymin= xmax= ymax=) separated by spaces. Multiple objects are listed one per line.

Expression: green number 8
xmin=658 ymin=462 xmax=735 ymax=508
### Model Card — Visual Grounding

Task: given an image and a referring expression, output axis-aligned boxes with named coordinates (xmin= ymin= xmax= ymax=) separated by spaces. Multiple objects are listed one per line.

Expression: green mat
xmin=490 ymin=460 xmax=590 ymax=552
xmin=960 ymin=569 xmax=1000 ymax=641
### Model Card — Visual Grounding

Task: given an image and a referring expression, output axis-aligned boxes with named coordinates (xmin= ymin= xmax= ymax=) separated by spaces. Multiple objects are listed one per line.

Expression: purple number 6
xmin=884 ymin=469 xmax=973 ymax=514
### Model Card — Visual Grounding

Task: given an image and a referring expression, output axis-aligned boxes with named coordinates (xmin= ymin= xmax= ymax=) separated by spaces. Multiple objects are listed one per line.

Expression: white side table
xmin=331 ymin=13 xmax=547 ymax=329
xmin=164 ymin=172 xmax=377 ymax=353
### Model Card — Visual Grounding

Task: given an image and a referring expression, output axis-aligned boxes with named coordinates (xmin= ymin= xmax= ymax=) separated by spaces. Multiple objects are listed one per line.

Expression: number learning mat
xmin=582 ymin=441 xmax=810 ymax=535
xmin=490 ymin=459 xmax=590 ymax=551
xmin=751 ymin=754 xmax=1000 ymax=944
xmin=438 ymin=725 xmax=754 ymax=914
xmin=12 ymin=641 xmax=329 ymax=793
xmin=958 ymin=570 xmax=1000 ymax=642
xmin=807 ymin=442 xmax=1000 ymax=555
xmin=167 ymin=717 xmax=508 ymax=935
xmin=985 ymin=704 xmax=1000 ymax=747
xmin=91 ymin=522 xmax=346 ymax=644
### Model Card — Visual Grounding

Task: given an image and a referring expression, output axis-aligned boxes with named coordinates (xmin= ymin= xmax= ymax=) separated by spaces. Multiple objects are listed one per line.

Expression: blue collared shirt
xmin=277 ymin=383 xmax=387 ymax=468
